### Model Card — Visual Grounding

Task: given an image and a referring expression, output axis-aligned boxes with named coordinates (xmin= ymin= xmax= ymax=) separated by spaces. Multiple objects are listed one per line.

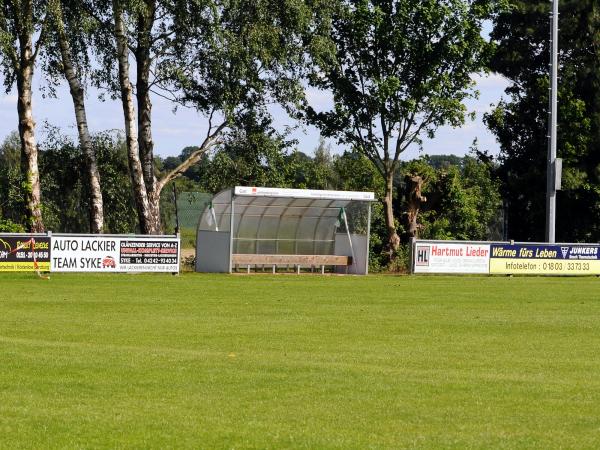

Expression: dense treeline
xmin=0 ymin=130 xmax=136 ymax=233
xmin=0 ymin=129 xmax=502 ymax=269
xmin=1 ymin=0 xmax=599 ymax=268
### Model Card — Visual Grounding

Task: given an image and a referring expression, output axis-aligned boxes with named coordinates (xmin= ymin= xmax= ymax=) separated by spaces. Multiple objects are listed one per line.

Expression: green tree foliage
xmin=92 ymin=132 xmax=138 ymax=233
xmin=304 ymin=0 xmax=497 ymax=255
xmin=427 ymin=154 xmax=468 ymax=170
xmin=168 ymin=0 xmax=318 ymax=117
xmin=309 ymin=138 xmax=336 ymax=190
xmin=37 ymin=129 xmax=137 ymax=233
xmin=406 ymin=156 xmax=503 ymax=241
xmin=174 ymin=122 xmax=337 ymax=195
xmin=201 ymin=118 xmax=297 ymax=193
xmin=0 ymin=218 xmax=24 ymax=232
xmin=38 ymin=129 xmax=87 ymax=232
xmin=42 ymin=0 xmax=96 ymax=92
xmin=0 ymin=131 xmax=25 ymax=225
xmin=486 ymin=0 xmax=599 ymax=242
xmin=85 ymin=0 xmax=322 ymax=234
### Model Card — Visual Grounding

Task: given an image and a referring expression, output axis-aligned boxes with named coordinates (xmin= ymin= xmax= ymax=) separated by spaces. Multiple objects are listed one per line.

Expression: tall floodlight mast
xmin=546 ymin=0 xmax=560 ymax=243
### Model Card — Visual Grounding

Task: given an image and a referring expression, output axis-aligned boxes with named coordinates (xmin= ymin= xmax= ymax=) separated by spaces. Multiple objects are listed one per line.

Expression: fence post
xmin=408 ymin=237 xmax=416 ymax=275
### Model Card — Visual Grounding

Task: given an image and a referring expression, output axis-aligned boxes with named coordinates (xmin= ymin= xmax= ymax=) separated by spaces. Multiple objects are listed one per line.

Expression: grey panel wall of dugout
xmin=196 ymin=231 xmax=230 ymax=273
xmin=334 ymin=233 xmax=368 ymax=275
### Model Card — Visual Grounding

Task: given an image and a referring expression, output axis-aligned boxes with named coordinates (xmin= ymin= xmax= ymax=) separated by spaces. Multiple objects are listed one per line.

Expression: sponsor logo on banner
xmin=413 ymin=243 xmax=490 ymax=274
xmin=415 ymin=245 xmax=430 ymax=266
xmin=102 ymin=256 xmax=116 ymax=268
xmin=489 ymin=244 xmax=600 ymax=275
xmin=51 ymin=235 xmax=180 ymax=273
xmin=119 ymin=239 xmax=179 ymax=272
xmin=0 ymin=235 xmax=51 ymax=271
xmin=568 ymin=246 xmax=599 ymax=259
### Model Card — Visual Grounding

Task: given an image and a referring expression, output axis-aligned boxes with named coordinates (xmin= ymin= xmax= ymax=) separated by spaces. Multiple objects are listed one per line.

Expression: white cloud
xmin=472 ymin=72 xmax=510 ymax=90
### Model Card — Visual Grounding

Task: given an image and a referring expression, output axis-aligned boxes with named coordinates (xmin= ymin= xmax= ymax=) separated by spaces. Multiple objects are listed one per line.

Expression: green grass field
xmin=2 ymin=273 xmax=600 ymax=449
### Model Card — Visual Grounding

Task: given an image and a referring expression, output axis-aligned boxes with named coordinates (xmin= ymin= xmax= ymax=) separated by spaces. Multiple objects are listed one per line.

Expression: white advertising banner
xmin=413 ymin=242 xmax=490 ymax=274
xmin=234 ymin=186 xmax=375 ymax=201
xmin=51 ymin=235 xmax=180 ymax=273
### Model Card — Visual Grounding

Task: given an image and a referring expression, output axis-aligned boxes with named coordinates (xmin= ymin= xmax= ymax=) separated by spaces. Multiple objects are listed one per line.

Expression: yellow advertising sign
xmin=489 ymin=258 xmax=600 ymax=275
xmin=489 ymin=244 xmax=600 ymax=275
xmin=0 ymin=235 xmax=51 ymax=272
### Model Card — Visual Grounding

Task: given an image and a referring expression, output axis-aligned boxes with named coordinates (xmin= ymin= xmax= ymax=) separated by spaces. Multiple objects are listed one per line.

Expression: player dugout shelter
xmin=196 ymin=186 xmax=375 ymax=275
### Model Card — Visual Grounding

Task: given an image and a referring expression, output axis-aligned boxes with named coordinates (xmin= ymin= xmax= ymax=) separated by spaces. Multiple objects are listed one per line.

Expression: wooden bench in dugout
xmin=231 ymin=254 xmax=353 ymax=274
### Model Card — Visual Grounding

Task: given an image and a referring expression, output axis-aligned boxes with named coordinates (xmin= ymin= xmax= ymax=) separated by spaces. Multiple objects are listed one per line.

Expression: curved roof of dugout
xmin=198 ymin=187 xmax=375 ymax=249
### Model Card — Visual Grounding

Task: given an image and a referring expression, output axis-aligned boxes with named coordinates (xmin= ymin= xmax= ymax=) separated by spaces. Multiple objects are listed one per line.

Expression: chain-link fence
xmin=163 ymin=192 xmax=212 ymax=249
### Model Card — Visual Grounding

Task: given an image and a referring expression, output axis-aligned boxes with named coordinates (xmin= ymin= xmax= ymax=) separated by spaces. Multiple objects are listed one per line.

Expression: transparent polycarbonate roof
xmin=198 ymin=187 xmax=374 ymax=255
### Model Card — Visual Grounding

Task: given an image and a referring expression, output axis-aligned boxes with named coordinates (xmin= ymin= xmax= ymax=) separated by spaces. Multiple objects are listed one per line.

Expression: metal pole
xmin=545 ymin=0 xmax=558 ymax=243
xmin=172 ymin=183 xmax=180 ymax=234
xmin=365 ymin=203 xmax=371 ymax=275
xmin=229 ymin=195 xmax=235 ymax=273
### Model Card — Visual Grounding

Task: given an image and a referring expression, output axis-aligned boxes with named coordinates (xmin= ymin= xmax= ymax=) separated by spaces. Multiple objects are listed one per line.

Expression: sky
xmin=0 ymin=68 xmax=510 ymax=162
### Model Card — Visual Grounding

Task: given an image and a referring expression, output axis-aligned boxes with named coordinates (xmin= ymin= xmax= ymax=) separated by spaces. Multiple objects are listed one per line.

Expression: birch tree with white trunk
xmin=0 ymin=0 xmax=50 ymax=232
xmin=88 ymin=0 xmax=310 ymax=234
xmin=44 ymin=0 xmax=104 ymax=233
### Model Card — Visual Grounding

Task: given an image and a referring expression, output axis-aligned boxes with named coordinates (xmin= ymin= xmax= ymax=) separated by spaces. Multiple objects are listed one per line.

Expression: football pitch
xmin=1 ymin=273 xmax=600 ymax=448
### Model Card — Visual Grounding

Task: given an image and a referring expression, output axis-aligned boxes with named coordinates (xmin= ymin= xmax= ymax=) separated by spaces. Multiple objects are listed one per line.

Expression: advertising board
xmin=0 ymin=235 xmax=51 ymax=271
xmin=489 ymin=244 xmax=600 ymax=275
xmin=119 ymin=239 xmax=179 ymax=272
xmin=234 ymin=186 xmax=375 ymax=201
xmin=51 ymin=235 xmax=180 ymax=273
xmin=413 ymin=242 xmax=490 ymax=274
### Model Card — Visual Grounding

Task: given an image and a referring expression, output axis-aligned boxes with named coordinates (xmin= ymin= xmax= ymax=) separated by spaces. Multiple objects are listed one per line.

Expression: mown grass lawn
xmin=1 ymin=273 xmax=600 ymax=449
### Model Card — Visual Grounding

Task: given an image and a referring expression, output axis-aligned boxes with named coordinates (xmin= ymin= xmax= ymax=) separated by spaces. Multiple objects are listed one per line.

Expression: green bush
xmin=0 ymin=218 xmax=25 ymax=233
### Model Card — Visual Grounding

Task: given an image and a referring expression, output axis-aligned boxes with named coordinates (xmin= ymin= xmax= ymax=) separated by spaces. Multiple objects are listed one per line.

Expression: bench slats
xmin=232 ymin=254 xmax=352 ymax=266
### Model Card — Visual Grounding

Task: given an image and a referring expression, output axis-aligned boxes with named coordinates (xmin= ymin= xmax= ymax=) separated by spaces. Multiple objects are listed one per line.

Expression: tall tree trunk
xmin=16 ymin=36 xmax=44 ymax=232
xmin=111 ymin=0 xmax=226 ymax=235
xmin=55 ymin=2 xmax=104 ymax=233
xmin=135 ymin=0 xmax=156 ymax=192
xmin=383 ymin=168 xmax=400 ymax=257
xmin=404 ymin=174 xmax=426 ymax=239
xmin=135 ymin=0 xmax=161 ymax=234
xmin=147 ymin=190 xmax=161 ymax=234
xmin=113 ymin=0 xmax=153 ymax=233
